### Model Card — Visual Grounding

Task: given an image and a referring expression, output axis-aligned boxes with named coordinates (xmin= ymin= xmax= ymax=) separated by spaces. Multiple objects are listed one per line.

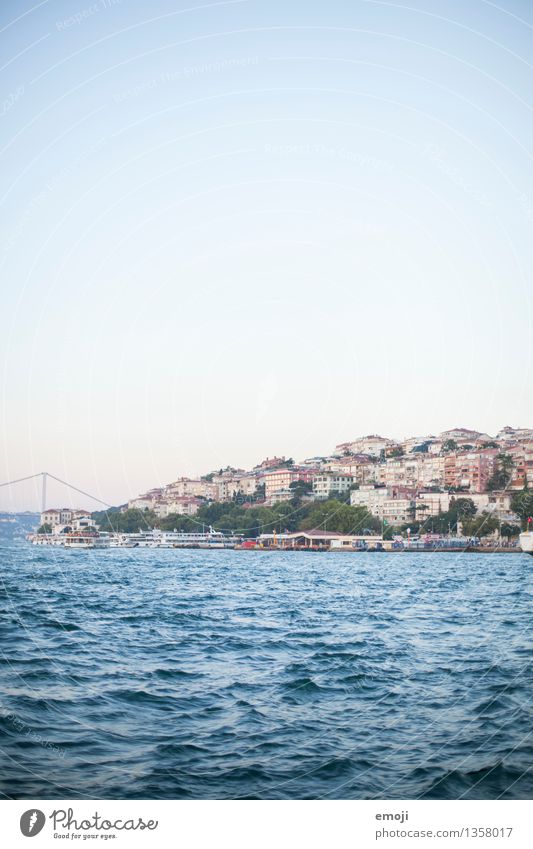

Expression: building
xmin=264 ymin=489 xmax=293 ymax=506
xmin=415 ymin=491 xmax=452 ymax=520
xmin=71 ymin=514 xmax=97 ymax=533
xmin=213 ymin=473 xmax=258 ymax=502
xmin=443 ymin=450 xmax=497 ymax=492
xmin=40 ymin=508 xmax=94 ymax=528
xmin=259 ymin=529 xmax=386 ymax=549
xmin=165 ymin=477 xmax=218 ymax=500
xmin=377 ymin=456 xmax=426 ymax=488
xmin=41 ymin=508 xmax=74 ymax=527
xmin=400 ymin=435 xmax=437 ymax=454
xmin=439 ymin=427 xmax=489 ymax=443
xmin=496 ymin=426 xmax=533 ymax=445
xmin=313 ymin=473 xmax=353 ymax=499
xmin=128 ymin=496 xmax=156 ymax=511
xmin=39 ymin=509 xmax=96 ymax=533
xmin=253 ymin=456 xmax=287 ymax=471
xmin=350 ymin=485 xmax=416 ymax=525
xmin=128 ymin=488 xmax=164 ymax=511
xmin=263 ymin=467 xmax=317 ymax=502
xmin=324 ymin=455 xmax=378 ymax=485
xmin=154 ymin=497 xmax=202 ymax=518
xmin=335 ymin=435 xmax=393 ymax=457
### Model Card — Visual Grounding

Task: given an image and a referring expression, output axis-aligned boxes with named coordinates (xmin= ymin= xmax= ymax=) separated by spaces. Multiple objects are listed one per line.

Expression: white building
xmin=166 ymin=478 xmax=218 ymax=500
xmin=128 ymin=496 xmax=157 ymax=511
xmin=313 ymin=473 xmax=353 ymax=499
xmin=335 ymin=435 xmax=392 ymax=457
xmin=400 ymin=435 xmax=436 ymax=453
xmin=214 ymin=473 xmax=258 ymax=501
xmin=351 ymin=486 xmax=416 ymax=524
xmin=415 ymin=492 xmax=452 ymax=520
xmin=40 ymin=509 xmax=96 ymax=533
xmin=154 ymin=497 xmax=202 ymax=518
xmin=40 ymin=508 xmax=94 ymax=529
xmin=41 ymin=508 xmax=74 ymax=527
xmin=71 ymin=514 xmax=97 ymax=533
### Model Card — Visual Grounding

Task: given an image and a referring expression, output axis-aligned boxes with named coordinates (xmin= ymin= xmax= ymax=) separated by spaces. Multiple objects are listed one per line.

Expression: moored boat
xmin=519 ymin=531 xmax=533 ymax=555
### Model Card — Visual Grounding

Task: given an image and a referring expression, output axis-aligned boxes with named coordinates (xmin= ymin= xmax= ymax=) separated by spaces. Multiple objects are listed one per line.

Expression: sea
xmin=1 ymin=543 xmax=532 ymax=800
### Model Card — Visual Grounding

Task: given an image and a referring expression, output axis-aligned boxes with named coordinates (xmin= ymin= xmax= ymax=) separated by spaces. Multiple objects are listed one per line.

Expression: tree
xmin=388 ymin=447 xmax=405 ymax=458
xmin=486 ymin=453 xmax=514 ymax=492
xmin=461 ymin=512 xmax=499 ymax=538
xmin=442 ymin=439 xmax=458 ymax=453
xmin=37 ymin=523 xmax=52 ymax=534
xmin=453 ymin=497 xmax=477 ymax=518
xmin=424 ymin=498 xmax=476 ymax=534
xmin=92 ymin=508 xmax=158 ymax=533
xmin=511 ymin=486 xmax=533 ymax=529
xmin=157 ymin=514 xmax=197 ymax=532
xmin=499 ymin=522 xmax=521 ymax=539
xmin=289 ymin=480 xmax=313 ymax=497
xmin=299 ymin=500 xmax=380 ymax=534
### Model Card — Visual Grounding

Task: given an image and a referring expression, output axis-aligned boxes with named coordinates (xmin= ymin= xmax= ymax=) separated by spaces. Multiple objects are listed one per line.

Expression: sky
xmin=1 ymin=0 xmax=532 ymax=510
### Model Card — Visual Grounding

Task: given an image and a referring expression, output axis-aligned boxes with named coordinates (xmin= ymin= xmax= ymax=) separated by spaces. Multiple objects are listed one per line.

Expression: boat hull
xmin=519 ymin=532 xmax=533 ymax=554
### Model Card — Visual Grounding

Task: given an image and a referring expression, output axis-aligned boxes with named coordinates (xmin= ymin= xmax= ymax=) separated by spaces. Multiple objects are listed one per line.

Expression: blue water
xmin=1 ymin=543 xmax=532 ymax=800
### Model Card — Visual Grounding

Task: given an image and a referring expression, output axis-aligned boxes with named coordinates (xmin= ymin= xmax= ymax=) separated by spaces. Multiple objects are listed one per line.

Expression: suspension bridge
xmin=0 ymin=471 xmax=111 ymax=513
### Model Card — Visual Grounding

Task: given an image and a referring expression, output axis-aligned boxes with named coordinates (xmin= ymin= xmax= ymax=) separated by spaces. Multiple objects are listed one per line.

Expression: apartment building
xmin=40 ymin=509 xmax=94 ymax=530
xmin=165 ymin=477 xmax=218 ymax=500
xmin=444 ymin=450 xmax=497 ymax=492
xmin=335 ymin=435 xmax=392 ymax=457
xmin=313 ymin=473 xmax=354 ymax=499
xmin=154 ymin=497 xmax=202 ymax=518
xmin=264 ymin=467 xmax=317 ymax=501
xmin=324 ymin=455 xmax=378 ymax=485
xmin=414 ymin=491 xmax=452 ymax=520
xmin=350 ymin=485 xmax=415 ymax=524
xmin=41 ymin=508 xmax=75 ymax=527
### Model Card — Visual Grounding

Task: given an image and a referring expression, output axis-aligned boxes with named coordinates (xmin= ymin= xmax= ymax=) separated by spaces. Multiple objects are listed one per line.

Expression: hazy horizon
xmin=1 ymin=0 xmax=532 ymax=510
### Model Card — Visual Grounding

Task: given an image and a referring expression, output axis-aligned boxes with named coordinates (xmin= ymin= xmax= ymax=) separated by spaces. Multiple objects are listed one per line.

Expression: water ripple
xmin=0 ymin=545 xmax=532 ymax=799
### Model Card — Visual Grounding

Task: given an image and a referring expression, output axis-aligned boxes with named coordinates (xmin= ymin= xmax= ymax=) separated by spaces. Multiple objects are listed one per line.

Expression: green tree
xmin=299 ymin=499 xmax=379 ymax=534
xmin=388 ymin=447 xmax=405 ymax=458
xmin=423 ymin=497 xmax=476 ymax=534
xmin=157 ymin=514 xmax=197 ymax=532
xmin=499 ymin=522 xmax=521 ymax=539
xmin=510 ymin=486 xmax=533 ymax=529
xmin=92 ymin=508 xmax=158 ymax=533
xmin=37 ymin=523 xmax=52 ymax=534
xmin=461 ymin=512 xmax=499 ymax=538
xmin=441 ymin=439 xmax=458 ymax=453
xmin=486 ymin=453 xmax=514 ymax=491
xmin=289 ymin=479 xmax=313 ymax=497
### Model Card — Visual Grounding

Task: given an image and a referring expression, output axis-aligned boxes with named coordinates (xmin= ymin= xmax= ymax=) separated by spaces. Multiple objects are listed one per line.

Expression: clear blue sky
xmin=1 ymin=0 xmax=532 ymax=509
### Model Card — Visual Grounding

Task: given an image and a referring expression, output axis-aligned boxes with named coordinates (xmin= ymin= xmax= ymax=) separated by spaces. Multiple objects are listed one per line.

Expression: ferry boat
xmin=29 ymin=527 xmax=242 ymax=549
xmin=519 ymin=531 xmax=533 ymax=555
xmin=113 ymin=529 xmax=241 ymax=548
xmin=30 ymin=532 xmax=109 ymax=548
xmin=63 ymin=533 xmax=110 ymax=549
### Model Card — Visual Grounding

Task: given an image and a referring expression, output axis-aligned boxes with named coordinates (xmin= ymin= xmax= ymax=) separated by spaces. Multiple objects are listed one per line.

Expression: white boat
xmin=519 ymin=531 xmax=533 ymax=555
xmin=29 ymin=532 xmax=109 ymax=548
xmin=63 ymin=533 xmax=109 ymax=549
xmin=111 ymin=529 xmax=241 ymax=548
xmin=29 ymin=527 xmax=240 ymax=549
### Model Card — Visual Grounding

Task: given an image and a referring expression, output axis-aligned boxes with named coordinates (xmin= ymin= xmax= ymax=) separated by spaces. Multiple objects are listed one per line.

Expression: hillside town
xmin=116 ymin=425 xmax=533 ymax=530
